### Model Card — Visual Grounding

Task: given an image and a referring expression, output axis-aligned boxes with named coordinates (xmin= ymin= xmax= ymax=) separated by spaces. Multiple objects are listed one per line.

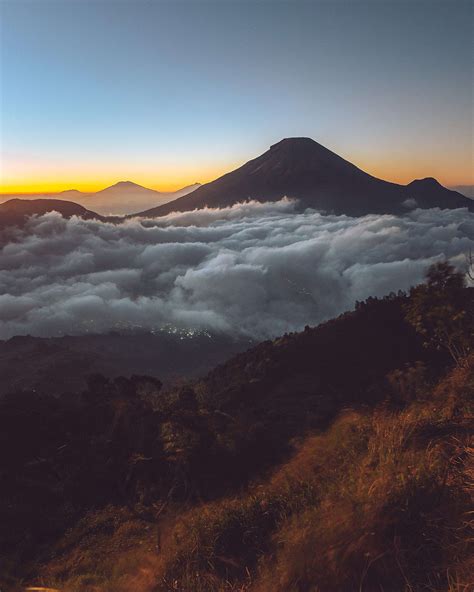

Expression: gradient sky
xmin=1 ymin=0 xmax=472 ymax=193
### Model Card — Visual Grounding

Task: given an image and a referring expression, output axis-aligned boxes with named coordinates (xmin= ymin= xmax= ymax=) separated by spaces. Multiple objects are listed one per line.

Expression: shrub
xmin=154 ymin=361 xmax=473 ymax=592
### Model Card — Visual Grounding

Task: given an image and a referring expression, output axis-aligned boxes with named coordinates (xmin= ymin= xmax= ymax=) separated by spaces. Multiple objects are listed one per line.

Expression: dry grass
xmin=28 ymin=358 xmax=474 ymax=592
xmin=30 ymin=506 xmax=160 ymax=592
xmin=154 ymin=360 xmax=473 ymax=592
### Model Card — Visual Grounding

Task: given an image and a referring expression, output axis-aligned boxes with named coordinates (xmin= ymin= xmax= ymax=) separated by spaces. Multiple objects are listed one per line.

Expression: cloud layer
xmin=0 ymin=199 xmax=472 ymax=340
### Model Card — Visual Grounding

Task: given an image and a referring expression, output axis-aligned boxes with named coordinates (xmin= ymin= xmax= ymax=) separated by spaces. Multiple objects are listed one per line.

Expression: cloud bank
xmin=0 ymin=199 xmax=472 ymax=340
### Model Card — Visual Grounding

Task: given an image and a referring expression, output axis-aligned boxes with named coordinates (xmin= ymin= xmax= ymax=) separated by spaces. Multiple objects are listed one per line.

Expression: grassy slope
xmin=28 ymin=357 xmax=473 ymax=592
xmin=2 ymin=294 xmax=472 ymax=591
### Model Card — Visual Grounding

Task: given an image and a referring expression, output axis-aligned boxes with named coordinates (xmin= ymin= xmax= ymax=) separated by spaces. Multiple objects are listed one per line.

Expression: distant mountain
xmin=68 ymin=181 xmax=201 ymax=215
xmin=58 ymin=189 xmax=86 ymax=197
xmin=136 ymin=138 xmax=473 ymax=217
xmin=405 ymin=178 xmax=472 ymax=209
xmin=0 ymin=182 xmax=201 ymax=216
xmin=79 ymin=181 xmax=161 ymax=215
xmin=94 ymin=180 xmax=158 ymax=197
xmin=0 ymin=198 xmax=105 ymax=230
xmin=82 ymin=181 xmax=199 ymax=216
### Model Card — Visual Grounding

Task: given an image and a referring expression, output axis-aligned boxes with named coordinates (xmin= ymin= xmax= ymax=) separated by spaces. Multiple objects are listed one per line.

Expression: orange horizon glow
xmin=0 ymin=151 xmax=245 ymax=196
xmin=1 ymin=162 xmax=472 ymax=196
xmin=3 ymin=2 xmax=472 ymax=202
xmin=0 ymin=180 xmax=204 ymax=195
xmin=0 ymin=168 xmax=232 ymax=196
xmin=1 ymin=144 xmax=473 ymax=196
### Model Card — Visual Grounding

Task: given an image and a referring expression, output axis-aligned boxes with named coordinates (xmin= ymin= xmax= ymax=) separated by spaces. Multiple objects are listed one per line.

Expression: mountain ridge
xmin=0 ymin=198 xmax=107 ymax=230
xmin=1 ymin=138 xmax=471 ymax=224
xmin=135 ymin=137 xmax=472 ymax=217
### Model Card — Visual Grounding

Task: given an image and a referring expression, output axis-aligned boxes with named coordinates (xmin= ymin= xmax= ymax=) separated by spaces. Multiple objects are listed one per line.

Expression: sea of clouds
xmin=0 ymin=199 xmax=472 ymax=340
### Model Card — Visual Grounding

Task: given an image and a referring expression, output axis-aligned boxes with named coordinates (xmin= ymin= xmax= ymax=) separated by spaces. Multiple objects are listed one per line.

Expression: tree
xmin=405 ymin=261 xmax=473 ymax=366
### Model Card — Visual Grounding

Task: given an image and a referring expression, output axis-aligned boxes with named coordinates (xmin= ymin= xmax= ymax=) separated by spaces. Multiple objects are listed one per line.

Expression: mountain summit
xmin=136 ymin=137 xmax=472 ymax=217
xmin=95 ymin=181 xmax=155 ymax=194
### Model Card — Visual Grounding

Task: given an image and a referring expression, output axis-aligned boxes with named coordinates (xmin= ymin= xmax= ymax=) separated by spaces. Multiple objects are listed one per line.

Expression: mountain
xmin=67 ymin=181 xmax=201 ymax=215
xmin=80 ymin=181 xmax=162 ymax=215
xmin=0 ymin=198 xmax=104 ymax=230
xmin=405 ymin=178 xmax=472 ymax=209
xmin=58 ymin=189 xmax=87 ymax=198
xmin=0 ymin=182 xmax=201 ymax=216
xmin=94 ymin=180 xmax=159 ymax=197
xmin=2 ymin=286 xmax=472 ymax=590
xmin=136 ymin=138 xmax=474 ymax=217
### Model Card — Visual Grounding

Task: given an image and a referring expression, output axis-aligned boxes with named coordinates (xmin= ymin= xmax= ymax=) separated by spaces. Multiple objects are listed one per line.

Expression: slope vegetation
xmin=1 ymin=279 xmax=472 ymax=591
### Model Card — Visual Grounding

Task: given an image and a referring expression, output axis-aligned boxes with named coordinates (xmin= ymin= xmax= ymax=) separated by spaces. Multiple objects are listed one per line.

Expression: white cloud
xmin=0 ymin=200 xmax=472 ymax=339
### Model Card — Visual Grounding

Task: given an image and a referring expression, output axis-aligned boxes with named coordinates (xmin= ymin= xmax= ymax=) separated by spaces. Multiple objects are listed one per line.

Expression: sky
xmin=0 ymin=0 xmax=472 ymax=194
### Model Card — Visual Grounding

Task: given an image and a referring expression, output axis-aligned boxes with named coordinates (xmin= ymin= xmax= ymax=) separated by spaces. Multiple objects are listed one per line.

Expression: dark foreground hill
xmin=137 ymin=138 xmax=473 ymax=217
xmin=0 ymin=198 xmax=106 ymax=230
xmin=0 ymin=276 xmax=472 ymax=591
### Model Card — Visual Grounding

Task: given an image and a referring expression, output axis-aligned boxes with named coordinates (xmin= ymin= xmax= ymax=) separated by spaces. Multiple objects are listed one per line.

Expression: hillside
xmin=0 ymin=331 xmax=254 ymax=397
xmin=0 ymin=269 xmax=472 ymax=591
xmin=137 ymin=138 xmax=473 ymax=217
xmin=0 ymin=198 xmax=105 ymax=230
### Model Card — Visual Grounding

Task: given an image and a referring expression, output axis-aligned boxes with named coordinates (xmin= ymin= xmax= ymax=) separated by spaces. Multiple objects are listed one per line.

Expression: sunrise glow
xmin=1 ymin=1 xmax=472 ymax=198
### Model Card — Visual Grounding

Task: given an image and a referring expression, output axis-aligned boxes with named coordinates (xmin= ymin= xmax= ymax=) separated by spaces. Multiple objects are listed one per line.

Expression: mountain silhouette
xmin=136 ymin=138 xmax=473 ymax=217
xmin=94 ymin=180 xmax=158 ymax=195
xmin=0 ymin=198 xmax=105 ymax=230
xmin=405 ymin=178 xmax=471 ymax=209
